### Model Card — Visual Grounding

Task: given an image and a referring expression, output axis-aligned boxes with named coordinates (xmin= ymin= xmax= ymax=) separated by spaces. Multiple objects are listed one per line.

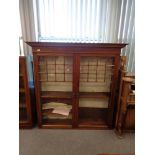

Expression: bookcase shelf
xmin=27 ymin=42 xmax=127 ymax=129
xmin=41 ymin=91 xmax=73 ymax=99
xmin=19 ymin=73 xmax=24 ymax=77
xmin=19 ymin=103 xmax=26 ymax=108
xmin=19 ymin=88 xmax=25 ymax=93
xmin=79 ymin=92 xmax=110 ymax=98
xmin=115 ymin=57 xmax=135 ymax=135
xmin=78 ymin=118 xmax=108 ymax=128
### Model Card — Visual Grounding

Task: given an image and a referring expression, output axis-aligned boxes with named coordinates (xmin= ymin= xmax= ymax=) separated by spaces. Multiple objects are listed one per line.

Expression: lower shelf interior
xmin=42 ymin=109 xmax=72 ymax=119
xmin=41 ymin=100 xmax=72 ymax=126
xmin=79 ymin=118 xmax=107 ymax=126
xmin=42 ymin=118 xmax=72 ymax=126
xmin=40 ymin=95 xmax=109 ymax=127
xmin=19 ymin=108 xmax=27 ymax=121
xmin=78 ymin=107 xmax=108 ymax=126
xmin=41 ymin=107 xmax=108 ymax=127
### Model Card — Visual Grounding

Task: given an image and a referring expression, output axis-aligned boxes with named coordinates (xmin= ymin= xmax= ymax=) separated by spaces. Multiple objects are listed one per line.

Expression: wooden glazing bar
xmin=87 ymin=59 xmax=89 ymax=82
xmin=96 ymin=58 xmax=99 ymax=82
xmin=55 ymin=57 xmax=56 ymax=82
xmin=104 ymin=63 xmax=107 ymax=82
xmin=64 ymin=57 xmax=66 ymax=82
xmin=46 ymin=57 xmax=48 ymax=81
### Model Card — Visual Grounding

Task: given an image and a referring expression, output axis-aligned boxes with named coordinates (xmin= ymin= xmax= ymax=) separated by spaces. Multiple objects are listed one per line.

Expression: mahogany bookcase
xmin=27 ymin=42 xmax=127 ymax=129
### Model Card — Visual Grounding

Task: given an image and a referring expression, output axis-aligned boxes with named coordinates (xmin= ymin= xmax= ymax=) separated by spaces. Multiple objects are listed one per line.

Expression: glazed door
xmin=36 ymin=54 xmax=75 ymax=128
xmin=19 ymin=57 xmax=31 ymax=123
xmin=77 ymin=55 xmax=116 ymax=128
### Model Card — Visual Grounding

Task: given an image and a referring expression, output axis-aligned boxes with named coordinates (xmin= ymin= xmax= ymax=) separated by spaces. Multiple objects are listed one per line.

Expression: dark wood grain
xmin=115 ymin=60 xmax=135 ymax=135
xmin=19 ymin=56 xmax=36 ymax=129
xmin=41 ymin=91 xmax=73 ymax=99
xmin=26 ymin=42 xmax=127 ymax=48
xmin=79 ymin=92 xmax=110 ymax=98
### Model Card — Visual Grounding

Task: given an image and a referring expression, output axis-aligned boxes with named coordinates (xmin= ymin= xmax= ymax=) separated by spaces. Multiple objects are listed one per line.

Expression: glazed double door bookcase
xmin=27 ymin=42 xmax=127 ymax=129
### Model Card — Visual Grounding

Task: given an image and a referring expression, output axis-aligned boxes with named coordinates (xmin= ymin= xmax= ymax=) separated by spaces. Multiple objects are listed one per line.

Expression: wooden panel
xmin=115 ymin=58 xmax=135 ymax=135
xmin=79 ymin=107 xmax=107 ymax=119
xmin=26 ymin=42 xmax=127 ymax=49
xmin=41 ymin=91 xmax=73 ymax=99
xmin=124 ymin=109 xmax=135 ymax=130
xmin=78 ymin=107 xmax=108 ymax=129
xmin=19 ymin=56 xmax=36 ymax=129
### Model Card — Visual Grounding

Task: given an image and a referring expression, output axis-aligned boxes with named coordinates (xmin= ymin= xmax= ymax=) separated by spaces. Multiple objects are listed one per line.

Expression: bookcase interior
xmin=38 ymin=56 xmax=114 ymax=127
xmin=79 ymin=56 xmax=114 ymax=126
xmin=39 ymin=56 xmax=73 ymax=126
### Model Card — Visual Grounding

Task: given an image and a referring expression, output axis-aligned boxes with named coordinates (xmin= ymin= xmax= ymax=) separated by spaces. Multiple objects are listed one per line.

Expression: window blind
xmin=35 ymin=0 xmax=135 ymax=73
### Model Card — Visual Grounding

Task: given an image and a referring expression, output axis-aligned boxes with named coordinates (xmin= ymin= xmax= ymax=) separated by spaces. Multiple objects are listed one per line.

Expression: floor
xmin=19 ymin=128 xmax=135 ymax=155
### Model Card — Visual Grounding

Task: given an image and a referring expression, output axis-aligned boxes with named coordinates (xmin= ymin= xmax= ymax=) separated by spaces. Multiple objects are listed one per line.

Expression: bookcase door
xmin=37 ymin=55 xmax=74 ymax=127
xmin=78 ymin=56 xmax=115 ymax=128
xmin=19 ymin=57 xmax=28 ymax=122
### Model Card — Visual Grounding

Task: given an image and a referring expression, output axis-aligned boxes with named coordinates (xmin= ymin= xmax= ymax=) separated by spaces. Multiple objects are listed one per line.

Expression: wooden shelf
xmin=42 ymin=119 xmax=72 ymax=128
xmin=129 ymin=92 xmax=135 ymax=95
xmin=79 ymin=118 xmax=106 ymax=125
xmin=19 ymin=88 xmax=25 ymax=93
xmin=19 ymin=103 xmax=26 ymax=108
xmin=41 ymin=91 xmax=73 ymax=99
xmin=79 ymin=92 xmax=110 ymax=98
xmin=43 ymin=115 xmax=72 ymax=120
xmin=19 ymin=73 xmax=24 ymax=77
xmin=19 ymin=108 xmax=27 ymax=121
xmin=19 ymin=56 xmax=36 ymax=128
xmin=127 ymin=100 xmax=135 ymax=104
xmin=78 ymin=118 xmax=109 ymax=129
